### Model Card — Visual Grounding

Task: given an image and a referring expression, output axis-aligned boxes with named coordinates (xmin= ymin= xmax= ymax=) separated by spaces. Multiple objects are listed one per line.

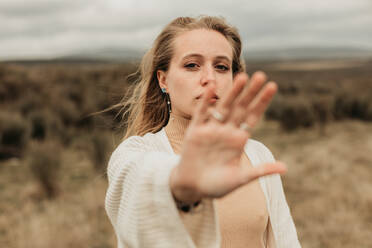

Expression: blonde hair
xmin=118 ymin=16 xmax=246 ymax=141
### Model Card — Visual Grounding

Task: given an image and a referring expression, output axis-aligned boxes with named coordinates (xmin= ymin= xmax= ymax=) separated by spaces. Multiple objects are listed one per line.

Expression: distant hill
xmin=243 ymin=46 xmax=372 ymax=61
xmin=3 ymin=46 xmax=372 ymax=63
xmin=59 ymin=47 xmax=146 ymax=61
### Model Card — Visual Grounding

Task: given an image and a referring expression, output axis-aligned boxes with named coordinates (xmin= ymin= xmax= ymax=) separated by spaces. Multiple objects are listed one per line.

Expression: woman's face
xmin=157 ymin=29 xmax=234 ymax=119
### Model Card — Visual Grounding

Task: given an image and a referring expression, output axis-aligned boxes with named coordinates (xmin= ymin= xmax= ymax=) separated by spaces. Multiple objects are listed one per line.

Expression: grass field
xmin=0 ymin=59 xmax=371 ymax=247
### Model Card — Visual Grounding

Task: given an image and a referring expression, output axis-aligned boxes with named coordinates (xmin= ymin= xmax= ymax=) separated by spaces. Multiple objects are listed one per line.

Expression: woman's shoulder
xmin=106 ymin=131 xmax=164 ymax=173
xmin=112 ymin=129 xmax=166 ymax=156
xmin=113 ymin=135 xmax=146 ymax=153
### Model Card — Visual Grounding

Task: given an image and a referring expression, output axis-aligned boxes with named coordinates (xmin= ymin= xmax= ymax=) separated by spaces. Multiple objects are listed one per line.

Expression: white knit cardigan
xmin=105 ymin=127 xmax=301 ymax=248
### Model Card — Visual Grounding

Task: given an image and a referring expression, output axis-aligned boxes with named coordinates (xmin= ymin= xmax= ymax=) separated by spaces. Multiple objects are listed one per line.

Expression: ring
xmin=239 ymin=122 xmax=253 ymax=133
xmin=210 ymin=109 xmax=225 ymax=122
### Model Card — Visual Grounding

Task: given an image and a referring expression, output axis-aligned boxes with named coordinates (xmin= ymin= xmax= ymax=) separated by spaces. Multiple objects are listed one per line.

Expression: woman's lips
xmin=196 ymin=95 xmax=219 ymax=104
xmin=209 ymin=98 xmax=217 ymax=103
xmin=196 ymin=94 xmax=219 ymax=100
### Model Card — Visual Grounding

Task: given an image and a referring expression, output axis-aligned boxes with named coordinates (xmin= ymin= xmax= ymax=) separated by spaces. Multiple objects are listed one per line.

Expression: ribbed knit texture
xmin=104 ymin=123 xmax=301 ymax=247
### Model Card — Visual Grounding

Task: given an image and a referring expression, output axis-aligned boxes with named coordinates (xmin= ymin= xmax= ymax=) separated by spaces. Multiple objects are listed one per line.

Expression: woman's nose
xmin=200 ymin=66 xmax=216 ymax=86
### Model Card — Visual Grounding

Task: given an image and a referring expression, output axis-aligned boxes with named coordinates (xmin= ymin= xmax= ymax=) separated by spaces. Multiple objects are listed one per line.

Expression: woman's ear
xmin=157 ymin=70 xmax=167 ymax=90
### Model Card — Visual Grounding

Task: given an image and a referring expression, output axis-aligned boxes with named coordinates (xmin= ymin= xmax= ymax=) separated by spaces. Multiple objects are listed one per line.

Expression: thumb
xmin=238 ymin=161 xmax=287 ymax=186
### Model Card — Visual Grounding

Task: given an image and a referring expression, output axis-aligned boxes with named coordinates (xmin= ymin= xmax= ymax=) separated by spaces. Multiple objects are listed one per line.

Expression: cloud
xmin=0 ymin=0 xmax=89 ymax=17
xmin=0 ymin=0 xmax=371 ymax=59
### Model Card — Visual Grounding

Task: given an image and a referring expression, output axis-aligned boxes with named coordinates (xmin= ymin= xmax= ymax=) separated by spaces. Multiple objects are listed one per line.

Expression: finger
xmin=238 ymin=161 xmax=287 ymax=186
xmin=218 ymin=73 xmax=248 ymax=111
xmin=237 ymin=71 xmax=267 ymax=107
xmin=192 ymin=83 xmax=216 ymax=125
xmin=227 ymin=71 xmax=267 ymax=125
xmin=245 ymin=82 xmax=277 ymax=127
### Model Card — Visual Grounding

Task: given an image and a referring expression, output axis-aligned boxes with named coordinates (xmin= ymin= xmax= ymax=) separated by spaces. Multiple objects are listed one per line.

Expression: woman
xmin=105 ymin=16 xmax=301 ymax=248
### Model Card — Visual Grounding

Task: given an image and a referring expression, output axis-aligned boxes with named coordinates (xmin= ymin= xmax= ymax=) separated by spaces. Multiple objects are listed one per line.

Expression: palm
xmin=175 ymin=72 xmax=287 ymax=201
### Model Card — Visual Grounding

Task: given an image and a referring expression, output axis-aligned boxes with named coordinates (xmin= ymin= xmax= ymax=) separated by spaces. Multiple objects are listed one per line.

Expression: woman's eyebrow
xmin=181 ymin=53 xmax=232 ymax=63
xmin=181 ymin=53 xmax=203 ymax=61
xmin=215 ymin=55 xmax=232 ymax=64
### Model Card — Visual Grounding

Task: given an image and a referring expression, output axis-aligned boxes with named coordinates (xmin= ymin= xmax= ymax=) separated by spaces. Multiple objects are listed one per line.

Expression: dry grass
xmin=0 ymin=147 xmax=116 ymax=248
xmin=1 ymin=120 xmax=371 ymax=247
xmin=254 ymin=119 xmax=372 ymax=248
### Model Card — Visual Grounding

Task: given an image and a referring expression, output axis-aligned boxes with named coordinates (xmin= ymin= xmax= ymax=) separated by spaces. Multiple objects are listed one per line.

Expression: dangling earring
xmin=161 ymin=88 xmax=172 ymax=114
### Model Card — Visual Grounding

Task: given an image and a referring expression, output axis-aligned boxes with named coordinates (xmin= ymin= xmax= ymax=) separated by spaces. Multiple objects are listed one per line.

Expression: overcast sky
xmin=0 ymin=0 xmax=371 ymax=59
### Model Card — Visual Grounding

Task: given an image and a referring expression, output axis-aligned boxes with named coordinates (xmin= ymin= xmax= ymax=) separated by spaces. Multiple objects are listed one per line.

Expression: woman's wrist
xmin=170 ymin=165 xmax=202 ymax=205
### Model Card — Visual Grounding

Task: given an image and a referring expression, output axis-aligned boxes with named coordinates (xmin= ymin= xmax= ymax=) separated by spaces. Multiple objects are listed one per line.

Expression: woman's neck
xmin=164 ymin=113 xmax=192 ymax=154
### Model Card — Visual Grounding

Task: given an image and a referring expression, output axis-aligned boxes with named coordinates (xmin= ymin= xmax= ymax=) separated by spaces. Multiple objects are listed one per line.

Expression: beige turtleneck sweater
xmin=165 ymin=113 xmax=276 ymax=248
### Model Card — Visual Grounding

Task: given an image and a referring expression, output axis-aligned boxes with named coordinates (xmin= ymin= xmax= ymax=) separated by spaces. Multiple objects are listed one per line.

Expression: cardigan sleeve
xmin=104 ymin=136 xmax=220 ymax=248
xmin=253 ymin=141 xmax=301 ymax=248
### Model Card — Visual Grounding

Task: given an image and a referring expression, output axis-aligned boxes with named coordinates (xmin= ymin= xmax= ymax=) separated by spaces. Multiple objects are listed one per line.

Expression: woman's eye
xmin=216 ymin=64 xmax=229 ymax=71
xmin=184 ymin=63 xmax=199 ymax=69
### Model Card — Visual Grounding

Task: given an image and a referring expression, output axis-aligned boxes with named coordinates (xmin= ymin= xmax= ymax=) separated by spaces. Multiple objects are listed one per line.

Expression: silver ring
xmin=239 ymin=122 xmax=253 ymax=133
xmin=210 ymin=109 xmax=225 ymax=122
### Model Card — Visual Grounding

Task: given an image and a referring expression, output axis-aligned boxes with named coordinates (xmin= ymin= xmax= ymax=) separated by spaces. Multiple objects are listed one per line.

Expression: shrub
xmin=270 ymin=95 xmax=316 ymax=131
xmin=312 ymin=98 xmax=331 ymax=124
xmin=27 ymin=109 xmax=64 ymax=142
xmin=28 ymin=111 xmax=47 ymax=140
xmin=266 ymin=94 xmax=285 ymax=120
xmin=333 ymin=93 xmax=371 ymax=121
xmin=365 ymin=102 xmax=372 ymax=121
xmin=18 ymin=93 xmax=44 ymax=116
xmin=312 ymin=97 xmax=332 ymax=135
xmin=0 ymin=112 xmax=29 ymax=160
xmin=89 ymin=132 xmax=112 ymax=173
xmin=27 ymin=141 xmax=62 ymax=199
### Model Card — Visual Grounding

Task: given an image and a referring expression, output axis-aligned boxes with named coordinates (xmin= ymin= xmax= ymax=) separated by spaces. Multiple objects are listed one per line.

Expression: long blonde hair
xmin=118 ymin=16 xmax=246 ymax=141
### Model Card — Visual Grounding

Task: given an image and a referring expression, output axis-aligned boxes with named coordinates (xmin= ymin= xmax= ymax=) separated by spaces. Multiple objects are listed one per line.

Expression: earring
xmin=161 ymin=88 xmax=172 ymax=114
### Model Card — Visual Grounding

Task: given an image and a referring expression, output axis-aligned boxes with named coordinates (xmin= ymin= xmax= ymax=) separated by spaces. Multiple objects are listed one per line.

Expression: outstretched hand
xmin=170 ymin=71 xmax=287 ymax=203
